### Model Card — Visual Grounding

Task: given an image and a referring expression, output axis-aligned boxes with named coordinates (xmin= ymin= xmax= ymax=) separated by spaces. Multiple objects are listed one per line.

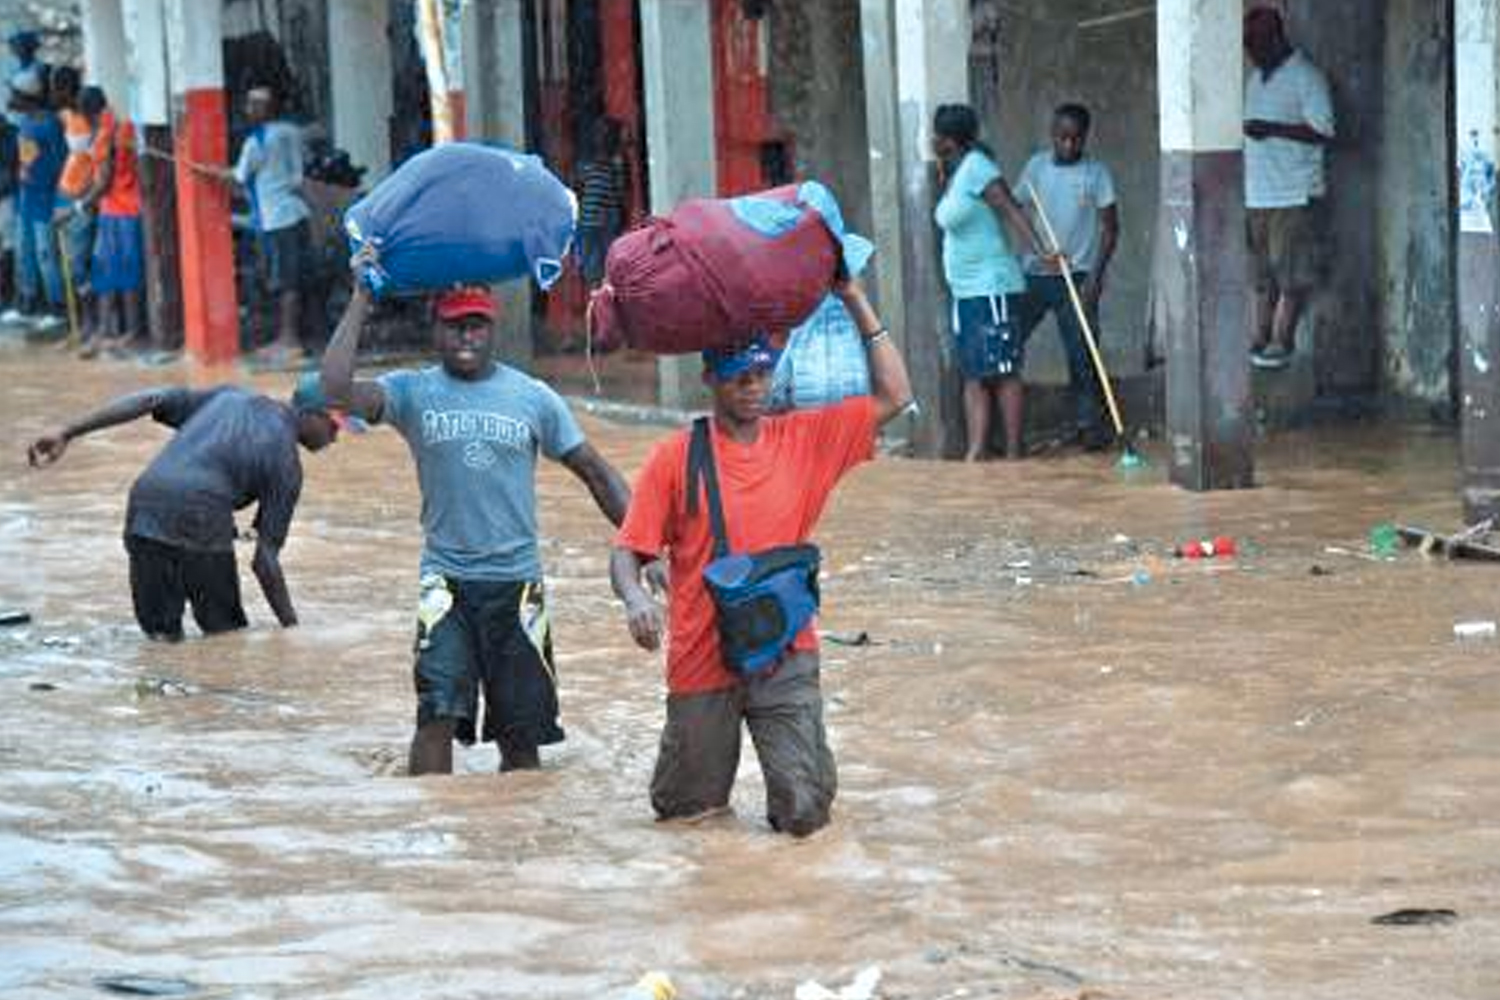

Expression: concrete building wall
xmin=1286 ymin=0 xmax=1386 ymax=401
xmin=980 ymin=0 xmax=1455 ymax=412
xmin=1377 ymin=0 xmax=1456 ymax=408
xmin=767 ymin=0 xmax=874 ymax=240
xmin=977 ymin=0 xmax=1159 ymax=385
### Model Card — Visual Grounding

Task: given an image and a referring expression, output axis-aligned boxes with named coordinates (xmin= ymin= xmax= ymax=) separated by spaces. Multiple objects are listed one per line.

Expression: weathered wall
xmin=976 ymin=0 xmax=1159 ymax=385
xmin=1377 ymin=0 xmax=1456 ymax=407
xmin=978 ymin=0 xmax=1452 ymax=413
xmin=1284 ymin=0 xmax=1386 ymax=400
xmin=768 ymin=0 xmax=873 ymax=239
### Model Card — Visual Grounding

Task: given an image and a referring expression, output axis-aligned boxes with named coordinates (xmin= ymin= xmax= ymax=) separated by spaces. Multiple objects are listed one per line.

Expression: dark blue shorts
xmin=952 ymin=293 xmax=1026 ymax=380
xmin=412 ymin=575 xmax=564 ymax=751
xmin=91 ymin=214 xmax=143 ymax=294
xmin=260 ymin=219 xmax=310 ymax=295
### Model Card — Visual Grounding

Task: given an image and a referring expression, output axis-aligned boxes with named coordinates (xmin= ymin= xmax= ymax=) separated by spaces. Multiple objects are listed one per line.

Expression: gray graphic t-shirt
xmin=377 ymin=364 xmax=585 ymax=581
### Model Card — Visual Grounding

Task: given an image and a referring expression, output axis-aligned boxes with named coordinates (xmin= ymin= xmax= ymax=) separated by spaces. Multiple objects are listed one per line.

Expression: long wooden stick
xmin=1023 ymin=180 xmax=1126 ymax=440
xmin=54 ymin=221 xmax=81 ymax=350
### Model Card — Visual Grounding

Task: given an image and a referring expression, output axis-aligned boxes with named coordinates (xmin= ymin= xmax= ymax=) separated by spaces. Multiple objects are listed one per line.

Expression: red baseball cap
xmin=435 ymin=287 xmax=498 ymax=321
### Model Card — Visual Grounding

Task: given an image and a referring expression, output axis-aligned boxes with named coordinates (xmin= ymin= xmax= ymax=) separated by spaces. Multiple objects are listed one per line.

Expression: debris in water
xmin=134 ymin=677 xmax=194 ymax=700
xmin=1369 ymin=523 xmax=1400 ymax=558
xmin=93 ymin=973 xmax=201 ymax=996
xmin=1175 ymin=536 xmax=1237 ymax=559
xmin=615 ymin=970 xmax=676 ymax=999
xmin=1453 ymin=620 xmax=1497 ymax=641
xmin=1324 ymin=545 xmax=1380 ymax=562
xmin=1309 ymin=564 xmax=1334 ymax=577
xmin=795 ymin=965 xmax=882 ymax=1000
xmin=1130 ymin=569 xmax=1151 ymax=587
xmin=1371 ymin=908 xmax=1458 ymax=926
xmin=1397 ymin=518 xmax=1500 ymax=561
xmin=823 ymin=630 xmax=873 ymax=647
xmin=28 ymin=681 xmax=57 ymax=691
xmin=0 ymin=609 xmax=31 ymax=627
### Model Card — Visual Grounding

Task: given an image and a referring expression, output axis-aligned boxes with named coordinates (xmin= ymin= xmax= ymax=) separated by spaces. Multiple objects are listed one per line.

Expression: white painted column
xmin=640 ymin=0 xmax=718 ymax=409
xmin=121 ymin=0 xmax=169 ymax=128
xmin=1155 ymin=0 xmax=1242 ymax=156
xmin=1154 ymin=0 xmax=1252 ymax=490
xmin=81 ymin=0 xmax=129 ymax=107
xmin=121 ymin=0 xmax=180 ymax=349
xmin=1456 ymin=0 xmax=1500 ymax=520
xmin=328 ymin=0 xmax=393 ymax=181
xmin=858 ymin=0 xmax=968 ymax=456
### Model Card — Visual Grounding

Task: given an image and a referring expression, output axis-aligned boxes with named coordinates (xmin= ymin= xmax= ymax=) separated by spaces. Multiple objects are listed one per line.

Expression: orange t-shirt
xmin=58 ymin=108 xmax=96 ymax=199
xmin=97 ymin=118 xmax=141 ymax=217
xmin=615 ymin=396 xmax=878 ymax=694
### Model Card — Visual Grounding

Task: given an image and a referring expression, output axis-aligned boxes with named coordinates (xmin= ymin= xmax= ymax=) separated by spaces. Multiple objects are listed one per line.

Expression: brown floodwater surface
xmin=0 ymin=345 xmax=1495 ymax=999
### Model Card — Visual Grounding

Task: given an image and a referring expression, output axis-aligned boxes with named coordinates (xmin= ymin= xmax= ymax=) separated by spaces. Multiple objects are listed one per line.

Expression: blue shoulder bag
xmin=687 ymin=417 xmax=821 ymax=676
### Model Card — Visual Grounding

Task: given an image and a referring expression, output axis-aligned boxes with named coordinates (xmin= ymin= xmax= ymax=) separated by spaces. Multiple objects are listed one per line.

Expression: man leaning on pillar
xmin=1242 ymin=5 xmax=1334 ymax=373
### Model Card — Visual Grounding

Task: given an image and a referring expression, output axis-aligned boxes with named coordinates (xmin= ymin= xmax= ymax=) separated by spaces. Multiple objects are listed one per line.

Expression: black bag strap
xmin=686 ymin=417 xmax=730 ymax=560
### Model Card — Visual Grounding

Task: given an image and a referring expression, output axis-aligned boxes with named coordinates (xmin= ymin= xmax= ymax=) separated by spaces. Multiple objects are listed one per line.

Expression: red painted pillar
xmin=710 ymin=0 xmax=778 ymax=195
xmin=601 ymin=0 xmax=643 ymax=221
xmin=417 ymin=0 xmax=466 ymax=144
xmin=166 ymin=0 xmax=238 ymax=364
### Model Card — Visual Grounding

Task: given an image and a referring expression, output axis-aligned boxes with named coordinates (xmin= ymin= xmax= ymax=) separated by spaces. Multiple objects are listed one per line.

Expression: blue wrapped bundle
xmin=344 ymin=143 xmax=576 ymax=295
xmin=768 ymin=230 xmax=876 ymax=412
xmin=769 ymin=296 xmax=872 ymax=412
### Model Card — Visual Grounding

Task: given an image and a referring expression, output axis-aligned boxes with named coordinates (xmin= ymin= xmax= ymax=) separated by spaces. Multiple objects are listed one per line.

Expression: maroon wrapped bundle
xmin=589 ymin=183 xmax=848 ymax=354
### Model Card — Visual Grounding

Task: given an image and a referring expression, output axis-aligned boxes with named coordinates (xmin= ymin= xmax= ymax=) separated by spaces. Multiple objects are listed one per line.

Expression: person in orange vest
xmin=80 ymin=87 xmax=144 ymax=354
xmin=54 ymin=70 xmax=109 ymax=353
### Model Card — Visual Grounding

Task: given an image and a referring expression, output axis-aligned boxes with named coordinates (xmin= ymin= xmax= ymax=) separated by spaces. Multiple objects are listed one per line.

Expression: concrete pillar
xmin=461 ymin=0 xmax=532 ymax=365
xmin=165 ymin=0 xmax=239 ymax=364
xmin=640 ymin=0 xmax=718 ymax=410
xmin=1457 ymin=0 xmax=1500 ymax=521
xmin=81 ymin=0 xmax=129 ymax=104
xmin=1154 ymin=0 xmax=1253 ymax=491
xmin=416 ymin=0 xmax=466 ymax=143
xmin=328 ymin=0 xmax=393 ymax=181
xmin=122 ymin=0 xmax=181 ymax=352
xmin=857 ymin=0 xmax=968 ymax=457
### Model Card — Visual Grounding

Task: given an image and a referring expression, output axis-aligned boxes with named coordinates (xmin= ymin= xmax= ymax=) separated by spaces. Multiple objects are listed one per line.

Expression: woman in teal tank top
xmin=931 ymin=104 xmax=1053 ymax=461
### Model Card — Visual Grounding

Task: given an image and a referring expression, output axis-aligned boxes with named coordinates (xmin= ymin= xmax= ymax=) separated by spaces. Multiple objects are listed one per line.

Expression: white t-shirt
xmin=1016 ymin=153 xmax=1117 ymax=274
xmin=234 ymin=120 xmax=310 ymax=232
xmin=1244 ymin=50 xmax=1335 ymax=209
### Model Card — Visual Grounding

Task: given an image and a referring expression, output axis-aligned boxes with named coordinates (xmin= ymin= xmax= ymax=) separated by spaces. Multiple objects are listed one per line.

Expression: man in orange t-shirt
xmin=612 ymin=277 xmax=914 ymax=837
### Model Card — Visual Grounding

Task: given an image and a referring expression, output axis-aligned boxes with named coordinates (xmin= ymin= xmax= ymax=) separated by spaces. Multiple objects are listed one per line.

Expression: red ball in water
xmin=1212 ymin=536 xmax=1237 ymax=557
xmin=1179 ymin=540 xmax=1205 ymax=559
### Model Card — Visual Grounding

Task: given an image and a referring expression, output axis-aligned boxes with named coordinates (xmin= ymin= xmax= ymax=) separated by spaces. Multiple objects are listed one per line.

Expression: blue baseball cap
xmin=290 ymin=373 xmax=329 ymax=413
xmin=702 ymin=335 xmax=781 ymax=382
xmin=290 ymin=373 xmax=367 ymax=434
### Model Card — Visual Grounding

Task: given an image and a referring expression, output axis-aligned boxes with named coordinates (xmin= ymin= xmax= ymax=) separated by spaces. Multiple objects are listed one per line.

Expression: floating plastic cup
xmin=1369 ymin=523 xmax=1400 ymax=558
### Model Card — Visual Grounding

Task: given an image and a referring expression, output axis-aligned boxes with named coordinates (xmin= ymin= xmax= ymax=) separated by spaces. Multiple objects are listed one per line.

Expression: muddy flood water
xmin=0 ymin=343 xmax=1495 ymax=1000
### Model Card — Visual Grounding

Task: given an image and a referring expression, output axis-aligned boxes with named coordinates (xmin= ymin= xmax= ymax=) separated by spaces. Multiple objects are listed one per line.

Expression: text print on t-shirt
xmin=420 ymin=409 xmax=534 ymax=470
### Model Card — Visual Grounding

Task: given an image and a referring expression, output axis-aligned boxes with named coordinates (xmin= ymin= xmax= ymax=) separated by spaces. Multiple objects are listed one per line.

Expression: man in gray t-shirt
xmin=321 ymin=283 xmax=635 ymax=775
xmin=27 ymin=378 xmax=339 ymax=639
xmin=1017 ymin=103 xmax=1120 ymax=450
